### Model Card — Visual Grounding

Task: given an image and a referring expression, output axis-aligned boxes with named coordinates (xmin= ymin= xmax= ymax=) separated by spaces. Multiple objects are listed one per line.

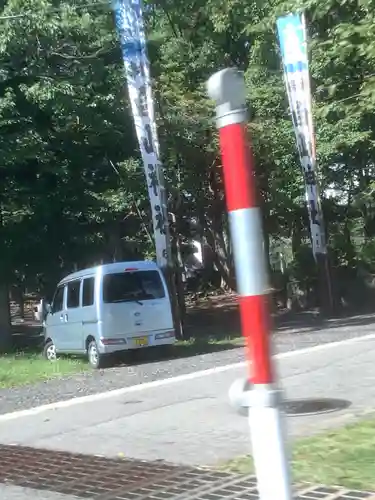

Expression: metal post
xmin=206 ymin=68 xmax=293 ymax=500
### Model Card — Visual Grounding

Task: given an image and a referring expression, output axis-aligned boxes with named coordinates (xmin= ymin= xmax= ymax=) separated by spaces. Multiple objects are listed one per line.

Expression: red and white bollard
xmin=206 ymin=68 xmax=293 ymax=500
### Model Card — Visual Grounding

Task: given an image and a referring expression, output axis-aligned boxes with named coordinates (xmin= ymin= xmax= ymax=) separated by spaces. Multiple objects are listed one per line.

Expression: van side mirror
xmin=45 ymin=303 xmax=52 ymax=315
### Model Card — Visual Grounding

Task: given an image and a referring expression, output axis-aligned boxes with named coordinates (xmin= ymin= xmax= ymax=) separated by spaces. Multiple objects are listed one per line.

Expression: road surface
xmin=1 ymin=310 xmax=375 ymax=415
xmin=1 ymin=333 xmax=375 ymax=467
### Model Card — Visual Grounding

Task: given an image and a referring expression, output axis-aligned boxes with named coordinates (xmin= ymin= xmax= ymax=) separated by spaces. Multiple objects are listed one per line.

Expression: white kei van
xmin=42 ymin=261 xmax=176 ymax=368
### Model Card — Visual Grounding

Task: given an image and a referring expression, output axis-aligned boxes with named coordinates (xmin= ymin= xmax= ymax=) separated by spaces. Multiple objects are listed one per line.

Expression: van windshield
xmin=102 ymin=270 xmax=165 ymax=304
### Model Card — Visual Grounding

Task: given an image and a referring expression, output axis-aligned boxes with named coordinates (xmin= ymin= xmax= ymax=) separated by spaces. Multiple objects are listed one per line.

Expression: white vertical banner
xmin=113 ymin=0 xmax=169 ymax=267
xmin=276 ymin=13 xmax=327 ymax=257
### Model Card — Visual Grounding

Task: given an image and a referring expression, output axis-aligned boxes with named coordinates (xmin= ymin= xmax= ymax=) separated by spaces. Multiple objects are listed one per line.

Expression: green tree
xmin=0 ymin=0 xmax=147 ymax=347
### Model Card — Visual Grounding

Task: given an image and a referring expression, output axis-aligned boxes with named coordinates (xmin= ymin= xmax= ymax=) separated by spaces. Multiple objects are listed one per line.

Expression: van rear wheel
xmin=87 ymin=340 xmax=107 ymax=369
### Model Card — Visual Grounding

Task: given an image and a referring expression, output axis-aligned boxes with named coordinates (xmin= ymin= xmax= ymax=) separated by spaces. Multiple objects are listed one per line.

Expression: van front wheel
xmin=44 ymin=340 xmax=57 ymax=362
xmin=87 ymin=340 xmax=107 ymax=369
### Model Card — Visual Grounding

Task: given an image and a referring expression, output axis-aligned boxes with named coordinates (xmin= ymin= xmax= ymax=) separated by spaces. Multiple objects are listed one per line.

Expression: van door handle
xmin=64 ymin=314 xmax=68 ymax=322
xmin=60 ymin=314 xmax=64 ymax=322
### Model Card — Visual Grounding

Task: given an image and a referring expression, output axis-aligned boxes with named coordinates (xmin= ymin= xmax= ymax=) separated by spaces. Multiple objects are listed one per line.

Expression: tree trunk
xmin=170 ymin=216 xmax=186 ymax=323
xmin=203 ymin=160 xmax=235 ymax=289
xmin=10 ymin=284 xmax=25 ymax=320
xmin=204 ymin=225 xmax=235 ymax=290
xmin=262 ymin=227 xmax=272 ymax=275
xmin=0 ymin=284 xmax=12 ymax=353
xmin=292 ymin=220 xmax=302 ymax=258
xmin=108 ymin=225 xmax=122 ymax=262
xmin=162 ymin=265 xmax=184 ymax=339
xmin=19 ymin=288 xmax=25 ymax=320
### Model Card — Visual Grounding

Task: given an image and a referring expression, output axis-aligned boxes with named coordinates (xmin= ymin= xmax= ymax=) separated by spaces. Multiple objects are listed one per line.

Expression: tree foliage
xmin=0 ymin=0 xmax=375 ymax=337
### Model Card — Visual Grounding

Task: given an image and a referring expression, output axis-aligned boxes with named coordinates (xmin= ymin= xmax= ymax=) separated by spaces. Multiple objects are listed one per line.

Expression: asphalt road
xmin=2 ymin=332 xmax=375 ymax=466
xmin=1 ymin=310 xmax=375 ymax=415
xmin=1 ymin=313 xmax=375 ymax=500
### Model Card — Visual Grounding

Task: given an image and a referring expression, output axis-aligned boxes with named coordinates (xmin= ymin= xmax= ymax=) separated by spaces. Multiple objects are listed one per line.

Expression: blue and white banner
xmin=113 ymin=0 xmax=169 ymax=267
xmin=276 ymin=13 xmax=327 ymax=257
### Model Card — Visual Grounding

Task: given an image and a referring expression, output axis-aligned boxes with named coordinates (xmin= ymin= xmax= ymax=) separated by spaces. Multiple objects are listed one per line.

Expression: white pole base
xmin=228 ymin=377 xmax=251 ymax=416
xmin=248 ymin=385 xmax=293 ymax=500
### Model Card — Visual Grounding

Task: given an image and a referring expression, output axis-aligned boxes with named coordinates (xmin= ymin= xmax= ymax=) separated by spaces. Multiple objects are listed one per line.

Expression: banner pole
xmin=112 ymin=0 xmax=183 ymax=337
xmin=276 ymin=13 xmax=334 ymax=312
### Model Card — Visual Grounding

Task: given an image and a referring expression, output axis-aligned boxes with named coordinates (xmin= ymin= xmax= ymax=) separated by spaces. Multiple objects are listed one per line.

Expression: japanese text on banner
xmin=113 ymin=0 xmax=169 ymax=266
xmin=276 ymin=14 xmax=327 ymax=257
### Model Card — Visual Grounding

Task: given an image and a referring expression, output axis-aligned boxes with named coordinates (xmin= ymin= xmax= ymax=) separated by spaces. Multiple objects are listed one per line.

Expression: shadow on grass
xmin=114 ymin=336 xmax=244 ymax=367
xmin=9 ymin=326 xmax=44 ymax=356
xmin=8 ymin=298 xmax=375 ymax=371
xmin=4 ymin=323 xmax=243 ymax=373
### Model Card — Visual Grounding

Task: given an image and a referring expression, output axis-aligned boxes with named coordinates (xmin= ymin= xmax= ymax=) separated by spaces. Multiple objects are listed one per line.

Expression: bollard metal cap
xmin=206 ymin=68 xmax=248 ymax=128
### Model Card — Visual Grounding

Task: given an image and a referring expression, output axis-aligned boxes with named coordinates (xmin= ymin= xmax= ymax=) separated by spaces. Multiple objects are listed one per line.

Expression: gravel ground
xmin=1 ymin=311 xmax=375 ymax=415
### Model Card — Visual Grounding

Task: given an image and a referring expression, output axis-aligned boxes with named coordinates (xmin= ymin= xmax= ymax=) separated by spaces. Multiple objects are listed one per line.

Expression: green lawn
xmin=224 ymin=418 xmax=375 ymax=490
xmin=0 ymin=353 xmax=88 ymax=388
xmin=0 ymin=330 xmax=243 ymax=389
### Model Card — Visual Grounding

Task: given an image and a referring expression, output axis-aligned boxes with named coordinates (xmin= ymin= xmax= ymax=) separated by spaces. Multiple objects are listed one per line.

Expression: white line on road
xmin=1 ymin=332 xmax=375 ymax=423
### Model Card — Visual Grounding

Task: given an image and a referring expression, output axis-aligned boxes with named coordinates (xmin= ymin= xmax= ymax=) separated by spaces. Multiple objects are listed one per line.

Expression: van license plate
xmin=135 ymin=336 xmax=148 ymax=347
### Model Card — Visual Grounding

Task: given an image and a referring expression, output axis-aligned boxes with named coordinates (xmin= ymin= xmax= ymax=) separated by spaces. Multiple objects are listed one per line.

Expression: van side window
xmin=51 ymin=286 xmax=64 ymax=314
xmin=82 ymin=277 xmax=95 ymax=307
xmin=67 ymin=280 xmax=80 ymax=309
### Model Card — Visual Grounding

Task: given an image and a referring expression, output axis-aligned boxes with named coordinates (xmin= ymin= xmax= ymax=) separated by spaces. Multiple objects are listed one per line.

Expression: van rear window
xmin=102 ymin=271 xmax=165 ymax=304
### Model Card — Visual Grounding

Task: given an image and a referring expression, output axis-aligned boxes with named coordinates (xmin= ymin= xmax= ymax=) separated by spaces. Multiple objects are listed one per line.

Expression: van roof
xmin=58 ymin=260 xmax=160 ymax=285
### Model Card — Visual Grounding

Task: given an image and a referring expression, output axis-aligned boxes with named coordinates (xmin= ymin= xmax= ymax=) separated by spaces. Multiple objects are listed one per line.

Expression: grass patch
xmin=0 ymin=330 xmax=243 ymax=389
xmin=177 ymin=335 xmax=243 ymax=349
xmin=223 ymin=418 xmax=375 ymax=490
xmin=0 ymin=352 xmax=88 ymax=388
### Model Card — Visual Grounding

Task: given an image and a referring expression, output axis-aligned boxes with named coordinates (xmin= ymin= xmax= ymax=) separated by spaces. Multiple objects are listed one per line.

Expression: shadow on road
xmin=274 ymin=306 xmax=375 ymax=334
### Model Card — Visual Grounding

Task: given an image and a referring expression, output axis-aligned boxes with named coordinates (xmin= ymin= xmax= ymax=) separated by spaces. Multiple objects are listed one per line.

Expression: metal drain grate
xmin=282 ymin=398 xmax=351 ymax=416
xmin=0 ymin=444 xmax=373 ymax=499
xmin=0 ymin=445 xmax=250 ymax=499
